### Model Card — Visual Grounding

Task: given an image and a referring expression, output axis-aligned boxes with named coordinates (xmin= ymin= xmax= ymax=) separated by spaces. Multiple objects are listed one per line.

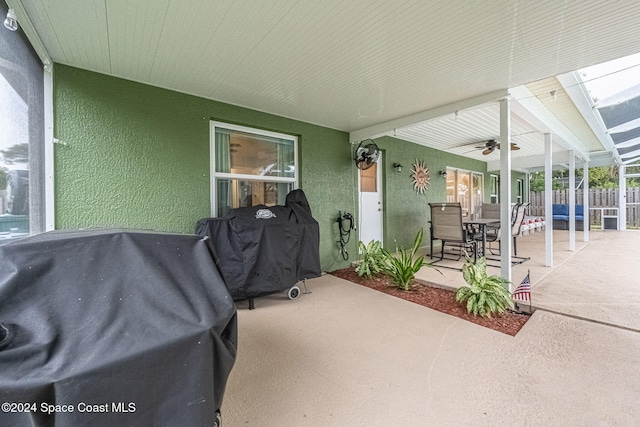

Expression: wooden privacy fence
xmin=529 ymin=187 xmax=640 ymax=228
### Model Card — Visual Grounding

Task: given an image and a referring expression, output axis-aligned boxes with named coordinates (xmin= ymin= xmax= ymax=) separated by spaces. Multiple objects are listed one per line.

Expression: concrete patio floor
xmin=416 ymin=228 xmax=640 ymax=332
xmin=221 ymin=229 xmax=640 ymax=426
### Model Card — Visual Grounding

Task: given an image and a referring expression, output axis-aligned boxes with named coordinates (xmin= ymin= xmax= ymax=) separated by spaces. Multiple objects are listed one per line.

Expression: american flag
xmin=512 ymin=273 xmax=531 ymax=301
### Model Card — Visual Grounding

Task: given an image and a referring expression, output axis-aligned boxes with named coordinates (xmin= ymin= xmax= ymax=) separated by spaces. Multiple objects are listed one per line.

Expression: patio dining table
xmin=463 ymin=217 xmax=500 ymax=258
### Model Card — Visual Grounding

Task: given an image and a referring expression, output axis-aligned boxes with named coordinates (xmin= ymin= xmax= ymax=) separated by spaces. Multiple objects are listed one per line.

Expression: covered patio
xmin=221 ymin=228 xmax=640 ymax=425
xmin=4 ymin=2 xmax=640 ymax=425
xmin=417 ymin=228 xmax=640 ymax=332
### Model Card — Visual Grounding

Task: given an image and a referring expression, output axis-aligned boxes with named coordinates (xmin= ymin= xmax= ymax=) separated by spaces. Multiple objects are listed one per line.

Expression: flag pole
xmin=528 ymin=269 xmax=532 ymax=313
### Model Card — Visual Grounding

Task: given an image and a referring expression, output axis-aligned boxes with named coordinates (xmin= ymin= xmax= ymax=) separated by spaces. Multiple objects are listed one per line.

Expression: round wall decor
xmin=411 ymin=159 xmax=430 ymax=194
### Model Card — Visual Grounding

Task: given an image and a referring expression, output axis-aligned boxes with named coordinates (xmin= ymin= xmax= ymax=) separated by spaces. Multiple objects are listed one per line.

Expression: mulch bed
xmin=330 ymin=267 xmax=530 ymax=336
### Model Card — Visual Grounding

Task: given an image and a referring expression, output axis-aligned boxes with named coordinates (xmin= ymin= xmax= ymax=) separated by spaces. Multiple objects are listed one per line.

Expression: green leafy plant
xmin=355 ymin=240 xmax=386 ymax=278
xmin=381 ymin=228 xmax=428 ymax=291
xmin=455 ymin=257 xmax=514 ymax=318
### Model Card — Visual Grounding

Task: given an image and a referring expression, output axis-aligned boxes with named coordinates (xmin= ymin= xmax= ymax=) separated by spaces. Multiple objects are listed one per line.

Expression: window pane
xmin=517 ymin=179 xmax=524 ymax=203
xmin=215 ymin=127 xmax=294 ymax=178
xmin=1 ymin=3 xmax=44 ymax=241
xmin=490 ymin=175 xmax=499 ymax=203
xmin=445 ymin=169 xmax=483 ymax=216
xmin=446 ymin=170 xmax=455 ymax=202
xmin=359 ymin=163 xmax=377 ymax=192
xmin=216 ymin=178 xmax=293 ymax=216
xmin=471 ymin=173 xmax=483 ymax=215
xmin=457 ymin=172 xmax=470 ymax=216
xmin=0 ymin=75 xmax=29 ymax=228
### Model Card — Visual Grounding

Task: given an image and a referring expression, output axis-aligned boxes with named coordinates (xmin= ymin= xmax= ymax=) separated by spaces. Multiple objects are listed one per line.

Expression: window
xmin=490 ymin=174 xmax=499 ymax=203
xmin=446 ymin=168 xmax=483 ymax=218
xmin=1 ymin=2 xmax=45 ymax=242
xmin=516 ymin=178 xmax=524 ymax=203
xmin=210 ymin=122 xmax=297 ymax=216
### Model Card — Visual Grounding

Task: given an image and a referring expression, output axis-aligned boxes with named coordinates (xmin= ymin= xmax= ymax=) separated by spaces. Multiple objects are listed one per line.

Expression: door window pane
xmin=359 ymin=163 xmax=377 ymax=192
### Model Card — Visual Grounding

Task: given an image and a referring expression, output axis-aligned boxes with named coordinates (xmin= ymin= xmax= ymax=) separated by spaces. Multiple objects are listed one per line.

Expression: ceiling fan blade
xmin=482 ymin=147 xmax=495 ymax=155
xmin=495 ymin=143 xmax=520 ymax=150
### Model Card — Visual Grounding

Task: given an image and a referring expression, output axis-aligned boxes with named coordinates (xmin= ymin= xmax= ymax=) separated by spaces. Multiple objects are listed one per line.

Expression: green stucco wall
xmin=487 ymin=168 xmax=528 ymax=203
xmin=53 ymin=64 xmax=500 ymax=272
xmin=53 ymin=65 xmax=355 ymax=270
xmin=374 ymin=136 xmax=487 ymax=247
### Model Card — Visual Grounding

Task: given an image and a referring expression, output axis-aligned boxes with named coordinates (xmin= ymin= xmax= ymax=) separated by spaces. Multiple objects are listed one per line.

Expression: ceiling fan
xmin=475 ymin=139 xmax=520 ymax=155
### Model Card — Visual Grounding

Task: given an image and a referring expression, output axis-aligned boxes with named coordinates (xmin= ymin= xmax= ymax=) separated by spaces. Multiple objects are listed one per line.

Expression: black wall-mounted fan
xmin=353 ymin=139 xmax=380 ymax=169
xmin=476 ymin=139 xmax=520 ymax=155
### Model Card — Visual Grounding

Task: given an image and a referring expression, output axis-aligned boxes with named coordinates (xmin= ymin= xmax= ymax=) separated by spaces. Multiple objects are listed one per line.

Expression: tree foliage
xmin=530 ymin=166 xmax=640 ymax=191
xmin=0 ymin=143 xmax=28 ymax=165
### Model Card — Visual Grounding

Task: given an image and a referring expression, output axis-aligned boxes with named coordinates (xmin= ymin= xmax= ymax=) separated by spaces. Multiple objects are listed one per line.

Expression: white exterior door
xmin=358 ymin=155 xmax=384 ymax=245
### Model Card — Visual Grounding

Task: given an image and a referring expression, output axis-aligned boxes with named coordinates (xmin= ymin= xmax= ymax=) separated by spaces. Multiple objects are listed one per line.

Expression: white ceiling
xmin=10 ymin=0 xmax=640 ymax=166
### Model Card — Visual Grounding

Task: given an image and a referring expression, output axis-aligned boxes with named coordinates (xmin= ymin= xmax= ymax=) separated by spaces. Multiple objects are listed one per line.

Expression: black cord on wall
xmin=337 ymin=211 xmax=354 ymax=261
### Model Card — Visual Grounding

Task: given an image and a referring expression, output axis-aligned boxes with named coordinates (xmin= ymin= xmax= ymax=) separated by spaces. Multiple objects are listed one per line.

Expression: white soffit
xmin=12 ymin=0 xmax=640 ymax=134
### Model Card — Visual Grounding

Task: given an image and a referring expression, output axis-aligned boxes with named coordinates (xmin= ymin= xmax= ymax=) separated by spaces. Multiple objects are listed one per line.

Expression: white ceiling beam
xmin=508 ymin=86 xmax=589 ymax=161
xmin=621 ymin=148 xmax=640 ymax=163
xmin=487 ymin=150 xmax=581 ymax=171
xmin=556 ymin=71 xmax=621 ymax=164
xmin=349 ymin=89 xmax=509 ymax=144
xmin=614 ymin=136 xmax=640 ymax=149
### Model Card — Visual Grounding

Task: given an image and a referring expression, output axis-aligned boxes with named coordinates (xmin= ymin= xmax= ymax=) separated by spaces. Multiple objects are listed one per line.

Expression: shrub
xmin=381 ymin=228 xmax=428 ymax=291
xmin=355 ymin=240 xmax=386 ymax=278
xmin=455 ymin=257 xmax=514 ymax=318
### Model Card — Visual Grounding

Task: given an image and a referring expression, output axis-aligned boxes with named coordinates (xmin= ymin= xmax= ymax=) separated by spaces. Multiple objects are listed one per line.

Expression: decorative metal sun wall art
xmin=411 ymin=159 xmax=430 ymax=194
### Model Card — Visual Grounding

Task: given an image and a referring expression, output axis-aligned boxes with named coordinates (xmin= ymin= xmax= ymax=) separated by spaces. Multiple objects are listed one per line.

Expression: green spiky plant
xmin=381 ymin=228 xmax=429 ymax=291
xmin=455 ymin=256 xmax=514 ymax=318
xmin=355 ymin=240 xmax=386 ymax=278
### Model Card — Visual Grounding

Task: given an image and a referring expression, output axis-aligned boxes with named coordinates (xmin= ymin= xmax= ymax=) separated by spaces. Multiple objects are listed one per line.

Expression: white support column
xmin=583 ymin=161 xmax=589 ymax=241
xmin=499 ymin=98 xmax=512 ymax=287
xmin=619 ymin=164 xmax=627 ymax=231
xmin=569 ymin=151 xmax=576 ymax=251
xmin=544 ymin=134 xmax=553 ymax=267
xmin=44 ymin=65 xmax=55 ymax=231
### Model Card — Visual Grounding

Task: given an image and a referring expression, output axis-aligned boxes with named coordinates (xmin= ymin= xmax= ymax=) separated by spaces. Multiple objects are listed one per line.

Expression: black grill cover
xmin=195 ymin=189 xmax=321 ymax=301
xmin=0 ymin=229 xmax=237 ymax=427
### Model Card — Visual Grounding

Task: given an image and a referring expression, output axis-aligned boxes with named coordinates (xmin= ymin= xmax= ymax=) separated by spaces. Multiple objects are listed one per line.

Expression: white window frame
xmin=446 ymin=167 xmax=484 ymax=218
xmin=44 ymin=66 xmax=54 ymax=230
xmin=209 ymin=121 xmax=298 ymax=216
xmin=516 ymin=178 xmax=524 ymax=203
xmin=490 ymin=174 xmax=499 ymax=203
